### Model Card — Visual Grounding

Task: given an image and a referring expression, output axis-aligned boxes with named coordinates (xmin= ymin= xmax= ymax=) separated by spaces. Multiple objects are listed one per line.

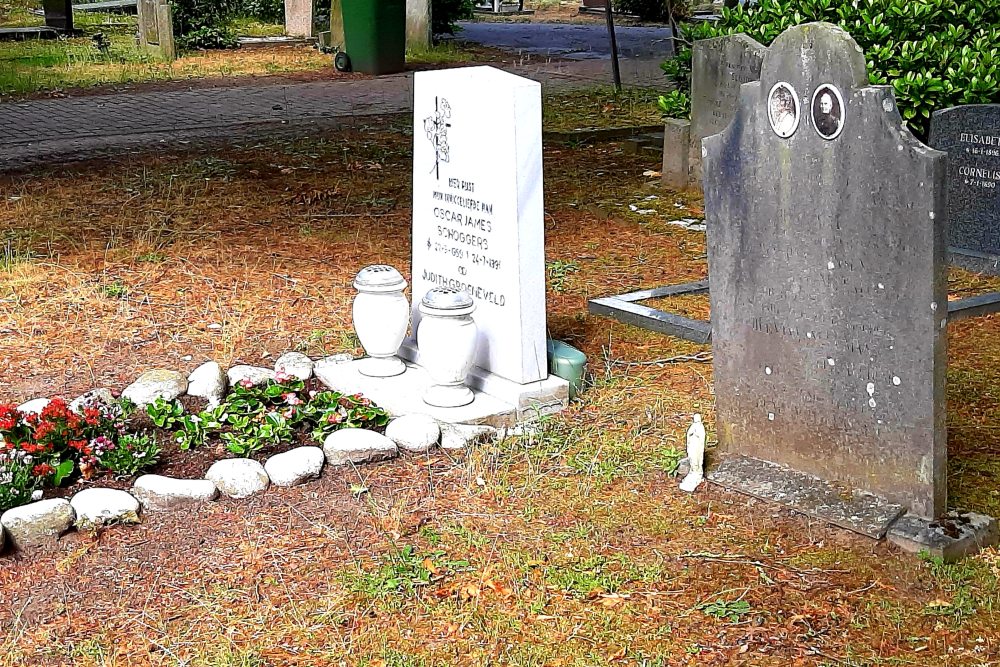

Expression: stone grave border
xmin=588 ymin=280 xmax=711 ymax=343
xmin=591 ymin=281 xmax=1000 ymax=344
xmin=0 ymin=353 xmax=501 ymax=556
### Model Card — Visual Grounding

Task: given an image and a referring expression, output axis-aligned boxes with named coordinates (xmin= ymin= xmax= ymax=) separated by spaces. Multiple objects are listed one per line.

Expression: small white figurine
xmin=679 ymin=413 xmax=706 ymax=493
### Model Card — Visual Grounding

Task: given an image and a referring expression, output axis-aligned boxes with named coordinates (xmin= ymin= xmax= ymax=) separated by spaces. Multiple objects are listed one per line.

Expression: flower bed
xmin=0 ymin=365 xmax=390 ymax=515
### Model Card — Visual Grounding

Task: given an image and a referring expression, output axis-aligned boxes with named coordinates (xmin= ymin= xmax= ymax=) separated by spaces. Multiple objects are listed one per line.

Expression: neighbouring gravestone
xmin=406 ymin=0 xmax=431 ymax=50
xmin=408 ymin=66 xmax=548 ymax=386
xmin=325 ymin=0 xmax=345 ymax=51
xmin=929 ymin=105 xmax=1000 ymax=273
xmin=702 ymin=22 xmax=949 ymax=534
xmin=42 ymin=0 xmax=73 ymax=31
xmin=285 ymin=0 xmax=314 ymax=38
xmin=137 ymin=0 xmax=175 ymax=60
xmin=687 ymin=33 xmax=767 ymax=185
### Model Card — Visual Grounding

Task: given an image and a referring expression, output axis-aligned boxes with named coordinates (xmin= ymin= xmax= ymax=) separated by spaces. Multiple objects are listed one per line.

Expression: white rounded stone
xmin=323 ymin=428 xmax=398 ymax=465
xmin=69 ymin=388 xmax=115 ymax=414
xmin=16 ymin=398 xmax=50 ymax=415
xmin=227 ymin=365 xmax=276 ymax=387
xmin=132 ymin=475 xmax=218 ymax=511
xmin=0 ymin=498 xmax=75 ymax=550
xmin=385 ymin=414 xmax=441 ymax=453
xmin=122 ymin=369 xmax=188 ymax=408
xmin=264 ymin=447 xmax=325 ymax=486
xmin=206 ymin=459 xmax=270 ymax=499
xmin=274 ymin=352 xmax=315 ymax=381
xmin=188 ymin=361 xmax=228 ymax=406
xmin=70 ymin=488 xmax=140 ymax=528
xmin=440 ymin=423 xmax=498 ymax=451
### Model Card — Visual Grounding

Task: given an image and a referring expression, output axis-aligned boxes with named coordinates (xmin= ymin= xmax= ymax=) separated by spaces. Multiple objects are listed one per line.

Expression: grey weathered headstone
xmin=329 ymin=0 xmax=346 ymax=51
xmin=137 ymin=0 xmax=175 ymax=61
xmin=929 ymin=105 xmax=1000 ymax=273
xmin=703 ymin=22 xmax=948 ymax=527
xmin=688 ymin=33 xmax=766 ymax=185
xmin=285 ymin=0 xmax=314 ymax=38
xmin=661 ymin=118 xmax=691 ymax=190
xmin=406 ymin=0 xmax=431 ymax=50
xmin=42 ymin=0 xmax=74 ymax=31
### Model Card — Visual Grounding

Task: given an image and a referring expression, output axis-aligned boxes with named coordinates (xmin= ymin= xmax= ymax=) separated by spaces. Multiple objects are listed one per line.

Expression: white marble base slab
xmin=399 ymin=342 xmax=569 ymax=415
xmin=315 ymin=355 xmax=568 ymax=427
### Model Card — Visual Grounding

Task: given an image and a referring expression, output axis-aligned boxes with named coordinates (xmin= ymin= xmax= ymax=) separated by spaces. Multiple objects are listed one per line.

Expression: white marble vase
xmin=417 ymin=287 xmax=478 ymax=407
xmin=352 ymin=265 xmax=409 ymax=377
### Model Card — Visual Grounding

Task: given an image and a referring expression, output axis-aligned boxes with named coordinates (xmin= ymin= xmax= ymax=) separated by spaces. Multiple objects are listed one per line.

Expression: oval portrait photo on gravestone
xmin=767 ymin=82 xmax=799 ymax=138
xmin=811 ymin=84 xmax=845 ymax=140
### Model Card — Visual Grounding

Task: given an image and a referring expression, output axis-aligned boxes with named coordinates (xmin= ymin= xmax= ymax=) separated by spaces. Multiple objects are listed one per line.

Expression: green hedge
xmin=171 ymin=0 xmax=241 ymax=49
xmin=612 ymin=0 xmax=690 ymax=22
xmin=664 ymin=0 xmax=1000 ymax=138
xmin=433 ymin=0 xmax=474 ymax=35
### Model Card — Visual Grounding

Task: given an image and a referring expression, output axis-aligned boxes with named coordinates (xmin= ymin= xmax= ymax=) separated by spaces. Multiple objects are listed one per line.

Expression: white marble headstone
xmin=410 ymin=66 xmax=547 ymax=385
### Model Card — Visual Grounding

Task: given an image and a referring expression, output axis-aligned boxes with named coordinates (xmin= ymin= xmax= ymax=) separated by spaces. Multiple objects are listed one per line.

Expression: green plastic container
xmin=340 ymin=0 xmax=406 ymax=75
xmin=547 ymin=339 xmax=588 ymax=401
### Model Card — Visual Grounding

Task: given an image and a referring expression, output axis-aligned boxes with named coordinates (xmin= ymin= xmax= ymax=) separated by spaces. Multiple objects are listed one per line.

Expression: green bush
xmin=171 ymin=0 xmax=241 ymax=50
xmin=239 ymin=0 xmax=283 ymax=23
xmin=658 ymin=89 xmax=690 ymax=118
xmin=432 ymin=0 xmax=474 ymax=36
xmin=663 ymin=0 xmax=1000 ymax=138
xmin=613 ymin=0 xmax=690 ymax=23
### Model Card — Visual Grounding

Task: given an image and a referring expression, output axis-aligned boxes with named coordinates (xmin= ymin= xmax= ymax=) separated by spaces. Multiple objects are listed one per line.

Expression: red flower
xmin=83 ymin=406 xmax=102 ymax=426
xmin=32 ymin=463 xmax=54 ymax=477
xmin=0 ymin=404 xmax=20 ymax=431
xmin=40 ymin=398 xmax=70 ymax=420
xmin=68 ymin=440 xmax=90 ymax=455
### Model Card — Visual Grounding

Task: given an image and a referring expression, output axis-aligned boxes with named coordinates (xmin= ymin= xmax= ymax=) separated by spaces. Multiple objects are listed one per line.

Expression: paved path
xmin=0 ymin=39 xmax=670 ymax=171
xmin=454 ymin=21 xmax=674 ymax=60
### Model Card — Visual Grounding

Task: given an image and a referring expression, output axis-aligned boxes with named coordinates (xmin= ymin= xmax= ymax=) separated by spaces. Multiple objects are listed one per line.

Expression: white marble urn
xmin=417 ymin=287 xmax=478 ymax=407
xmin=352 ymin=265 xmax=410 ymax=377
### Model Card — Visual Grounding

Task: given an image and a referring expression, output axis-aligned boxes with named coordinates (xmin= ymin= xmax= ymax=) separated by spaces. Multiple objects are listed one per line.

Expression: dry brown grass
xmin=1 ymin=125 xmax=1000 ymax=666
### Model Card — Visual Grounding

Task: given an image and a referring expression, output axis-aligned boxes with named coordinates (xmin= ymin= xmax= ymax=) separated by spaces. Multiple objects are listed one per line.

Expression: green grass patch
xmin=543 ymin=86 xmax=665 ymax=133
xmin=229 ymin=16 xmax=285 ymax=38
xmin=405 ymin=42 xmax=481 ymax=65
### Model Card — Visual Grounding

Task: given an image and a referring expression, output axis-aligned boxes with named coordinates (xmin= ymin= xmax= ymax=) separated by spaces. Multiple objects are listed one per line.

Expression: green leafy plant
xmin=659 ymin=45 xmax=692 ymax=90
xmin=145 ymin=374 xmax=389 ymax=457
xmin=0 ymin=450 xmax=41 ymax=513
xmin=698 ymin=597 xmax=751 ymax=622
xmin=657 ymin=90 xmax=691 ymax=119
xmin=655 ymin=445 xmax=685 ymax=475
xmin=662 ymin=0 xmax=1000 ymax=138
xmin=146 ymin=398 xmax=185 ymax=430
xmin=97 ymin=433 xmax=162 ymax=476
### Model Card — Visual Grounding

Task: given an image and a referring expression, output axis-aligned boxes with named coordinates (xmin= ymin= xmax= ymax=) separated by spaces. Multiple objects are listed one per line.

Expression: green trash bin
xmin=337 ymin=0 xmax=406 ymax=75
